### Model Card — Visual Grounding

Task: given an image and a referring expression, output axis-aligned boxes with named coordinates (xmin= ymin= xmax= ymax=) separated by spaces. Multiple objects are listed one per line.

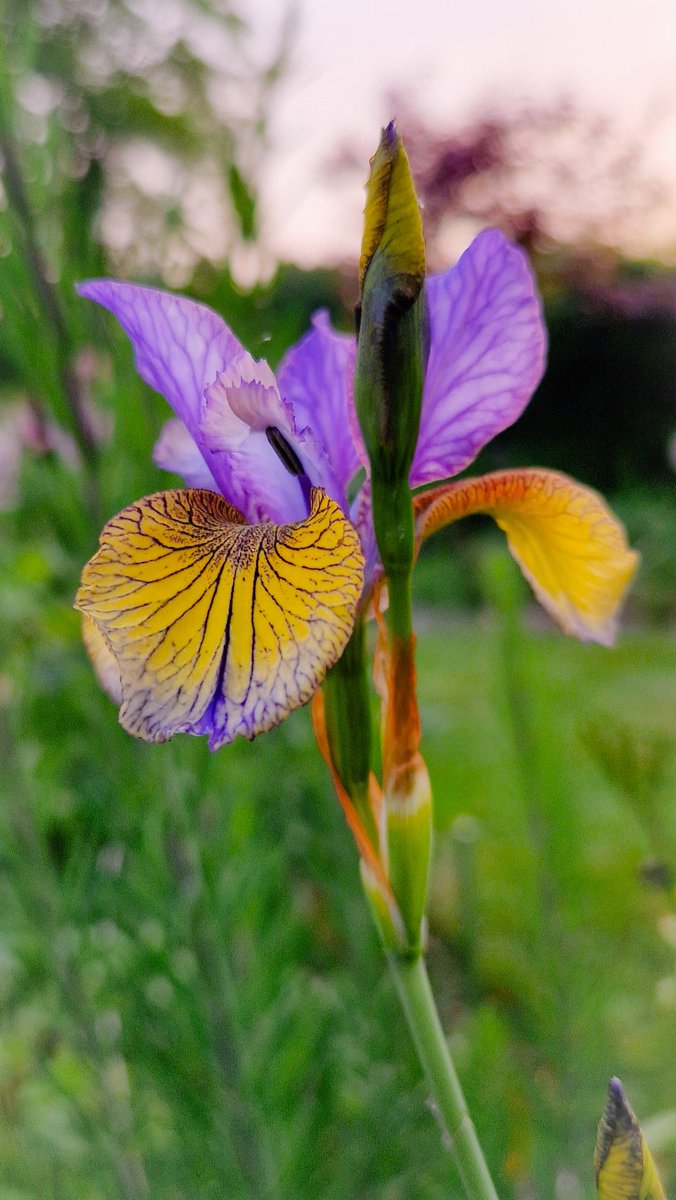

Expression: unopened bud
xmin=595 ymin=1077 xmax=666 ymax=1200
xmin=354 ymin=122 xmax=427 ymax=580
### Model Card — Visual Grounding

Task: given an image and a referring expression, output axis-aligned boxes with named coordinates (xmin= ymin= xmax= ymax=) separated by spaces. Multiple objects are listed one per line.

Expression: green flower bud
xmin=354 ymin=122 xmax=427 ymax=583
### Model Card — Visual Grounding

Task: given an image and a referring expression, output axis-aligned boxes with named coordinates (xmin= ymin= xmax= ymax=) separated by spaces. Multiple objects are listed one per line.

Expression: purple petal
xmin=351 ymin=481 xmax=381 ymax=595
xmin=207 ymin=433 xmax=308 ymax=525
xmin=201 ymin=354 xmax=296 ymax=452
xmin=410 ymin=230 xmax=547 ymax=487
xmin=154 ymin=358 xmax=306 ymax=522
xmin=77 ymin=280 xmax=244 ymax=434
xmin=153 ymin=418 xmax=219 ymax=491
xmin=276 ymin=312 xmax=361 ymax=497
xmin=201 ymin=353 xmax=337 ymax=523
xmin=79 ymin=280 xmax=305 ymax=520
xmin=80 ymin=282 xmax=344 ymax=525
xmin=154 ymin=398 xmax=303 ymax=524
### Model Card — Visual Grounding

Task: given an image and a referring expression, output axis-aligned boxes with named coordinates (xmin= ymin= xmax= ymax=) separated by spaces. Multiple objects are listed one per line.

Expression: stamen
xmin=265 ymin=425 xmax=313 ymax=515
xmin=265 ymin=426 xmax=304 ymax=476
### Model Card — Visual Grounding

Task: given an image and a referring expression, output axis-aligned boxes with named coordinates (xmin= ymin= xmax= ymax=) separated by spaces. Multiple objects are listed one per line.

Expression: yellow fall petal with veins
xmin=81 ymin=613 xmax=122 ymax=704
xmin=414 ymin=469 xmax=639 ymax=645
xmin=76 ymin=487 xmax=364 ymax=747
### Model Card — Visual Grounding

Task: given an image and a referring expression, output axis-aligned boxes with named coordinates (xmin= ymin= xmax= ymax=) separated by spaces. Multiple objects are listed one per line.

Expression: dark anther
xmin=265 ymin=426 xmax=304 ymax=476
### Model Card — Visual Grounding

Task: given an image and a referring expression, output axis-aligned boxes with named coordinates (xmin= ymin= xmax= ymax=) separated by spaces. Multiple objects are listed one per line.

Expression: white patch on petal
xmin=200 ymin=379 xmax=252 ymax=449
xmin=220 ymin=353 xmax=277 ymax=395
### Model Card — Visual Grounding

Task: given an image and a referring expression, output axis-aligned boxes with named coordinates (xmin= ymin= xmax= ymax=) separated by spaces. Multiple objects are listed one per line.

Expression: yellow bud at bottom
xmin=595 ymin=1078 xmax=666 ymax=1200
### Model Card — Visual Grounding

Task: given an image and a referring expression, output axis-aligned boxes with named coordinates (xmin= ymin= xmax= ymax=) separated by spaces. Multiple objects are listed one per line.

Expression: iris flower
xmin=76 ymin=230 xmax=637 ymax=749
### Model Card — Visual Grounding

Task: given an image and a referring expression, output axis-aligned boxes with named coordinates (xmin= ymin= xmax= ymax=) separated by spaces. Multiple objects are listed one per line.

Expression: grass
xmin=0 ymin=495 xmax=674 ymax=1198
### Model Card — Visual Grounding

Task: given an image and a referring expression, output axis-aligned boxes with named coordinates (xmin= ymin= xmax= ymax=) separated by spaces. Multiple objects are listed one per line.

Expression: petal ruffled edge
xmin=200 ymin=350 xmax=342 ymax=523
xmin=414 ymin=468 xmax=639 ymax=645
xmin=82 ymin=613 xmax=123 ymax=705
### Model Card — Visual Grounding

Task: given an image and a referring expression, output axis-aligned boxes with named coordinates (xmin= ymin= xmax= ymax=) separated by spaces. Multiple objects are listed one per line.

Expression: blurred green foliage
xmin=0 ymin=3 xmax=674 ymax=1197
xmin=1 ymin=495 xmax=675 ymax=1197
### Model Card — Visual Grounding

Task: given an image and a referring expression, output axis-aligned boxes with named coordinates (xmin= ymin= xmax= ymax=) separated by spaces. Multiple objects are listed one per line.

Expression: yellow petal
xmin=76 ymin=487 xmax=364 ymax=747
xmin=414 ymin=469 xmax=639 ymax=645
xmin=81 ymin=614 xmax=122 ymax=705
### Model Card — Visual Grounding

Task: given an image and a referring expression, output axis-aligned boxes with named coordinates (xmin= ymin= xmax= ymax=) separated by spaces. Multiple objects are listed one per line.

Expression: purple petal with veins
xmin=277 ymin=311 xmax=361 ymax=502
xmin=410 ymin=229 xmax=547 ymax=487
xmin=80 ymin=282 xmax=344 ymax=524
xmin=78 ymin=281 xmax=307 ymax=519
xmin=77 ymin=281 xmax=244 ymax=435
xmin=211 ymin=435 xmax=309 ymax=525
xmin=201 ymin=355 xmax=310 ymax=523
xmin=351 ymin=480 xmax=381 ymax=594
xmin=153 ymin=418 xmax=219 ymax=491
xmin=201 ymin=353 xmax=296 ymax=452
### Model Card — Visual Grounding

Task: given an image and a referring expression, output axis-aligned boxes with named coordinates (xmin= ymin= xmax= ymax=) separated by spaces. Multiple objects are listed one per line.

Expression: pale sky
xmin=247 ymin=0 xmax=676 ymax=265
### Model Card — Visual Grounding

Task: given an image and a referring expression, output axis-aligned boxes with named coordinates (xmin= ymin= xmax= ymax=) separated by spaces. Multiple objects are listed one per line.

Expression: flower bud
xmin=354 ymin=122 xmax=427 ymax=581
xmin=374 ymin=603 xmax=432 ymax=954
xmin=595 ymin=1077 xmax=666 ymax=1200
xmin=383 ymin=744 xmax=432 ymax=954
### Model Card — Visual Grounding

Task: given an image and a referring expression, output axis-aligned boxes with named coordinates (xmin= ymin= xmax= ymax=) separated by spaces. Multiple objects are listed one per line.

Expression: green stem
xmin=371 ymin=477 xmax=415 ymax=643
xmin=323 ymin=619 xmax=375 ymax=840
xmin=386 ymin=566 xmax=414 ymax=644
xmin=388 ymin=953 xmax=501 ymax=1200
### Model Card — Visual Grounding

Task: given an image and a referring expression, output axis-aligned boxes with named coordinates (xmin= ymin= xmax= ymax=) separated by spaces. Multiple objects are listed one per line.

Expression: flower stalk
xmin=353 ymin=122 xmax=433 ymax=953
xmin=336 ymin=121 xmax=501 ymax=1199
xmin=388 ymin=953 xmax=501 ymax=1200
xmin=323 ymin=623 xmax=500 ymax=1198
xmin=75 ymin=108 xmax=640 ymax=1200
